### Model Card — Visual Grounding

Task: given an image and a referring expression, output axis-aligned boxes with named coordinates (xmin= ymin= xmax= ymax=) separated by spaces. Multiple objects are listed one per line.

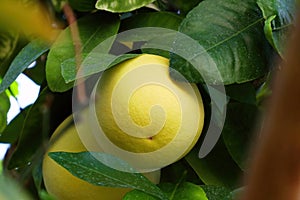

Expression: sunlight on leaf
xmin=96 ymin=0 xmax=156 ymax=13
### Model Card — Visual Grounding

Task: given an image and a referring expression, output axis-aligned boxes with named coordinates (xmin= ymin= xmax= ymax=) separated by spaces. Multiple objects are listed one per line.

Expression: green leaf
xmin=200 ymin=185 xmax=233 ymax=200
xmin=0 ymin=92 xmax=10 ymax=133
xmin=222 ymin=102 xmax=258 ymax=170
xmin=51 ymin=0 xmax=97 ymax=12
xmin=5 ymin=80 xmax=18 ymax=97
xmin=49 ymin=151 xmax=167 ymax=200
xmin=0 ymin=29 xmax=18 ymax=76
xmin=123 ymin=190 xmax=159 ymax=200
xmin=159 ymin=182 xmax=208 ymax=200
xmin=256 ymin=75 xmax=272 ymax=106
xmin=0 ymin=106 xmax=29 ymax=144
xmin=24 ymin=58 xmax=46 ymax=85
xmin=0 ymin=40 xmax=49 ymax=94
xmin=119 ymin=11 xmax=183 ymax=59
xmin=230 ymin=187 xmax=244 ymax=200
xmin=7 ymin=88 xmax=51 ymax=169
xmin=69 ymin=0 xmax=97 ymax=12
xmin=124 ymin=182 xmax=208 ymax=200
xmin=0 ymin=77 xmax=19 ymax=98
xmin=61 ymin=53 xmax=138 ymax=83
xmin=204 ymin=85 xmax=229 ymax=129
xmin=96 ymin=0 xmax=156 ymax=13
xmin=61 ymin=16 xmax=183 ymax=83
xmin=50 ymin=0 xmax=97 ymax=12
xmin=32 ymin=158 xmax=56 ymax=200
xmin=120 ymin=12 xmax=183 ymax=30
xmin=167 ymin=0 xmax=202 ymax=15
xmin=46 ymin=12 xmax=120 ymax=92
xmin=0 ymin=36 xmax=28 ymax=78
xmin=5 ymin=87 xmax=73 ymax=168
xmin=0 ymin=175 xmax=31 ymax=200
xmin=160 ymin=160 xmax=201 ymax=184
xmin=185 ymin=140 xmax=242 ymax=189
xmin=170 ymin=0 xmax=270 ymax=85
xmin=32 ymin=157 xmax=43 ymax=192
xmin=38 ymin=190 xmax=56 ymax=200
xmin=225 ymin=83 xmax=256 ymax=105
xmin=257 ymin=0 xmax=296 ymax=56
xmin=50 ymin=0 xmax=66 ymax=11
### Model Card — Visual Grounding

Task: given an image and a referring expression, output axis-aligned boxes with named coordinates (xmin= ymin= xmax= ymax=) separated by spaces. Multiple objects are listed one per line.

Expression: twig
xmin=62 ymin=3 xmax=87 ymax=105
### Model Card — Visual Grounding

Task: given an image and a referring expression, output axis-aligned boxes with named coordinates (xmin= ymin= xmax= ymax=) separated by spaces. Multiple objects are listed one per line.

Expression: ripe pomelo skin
xmin=91 ymin=54 xmax=205 ymax=172
xmin=43 ymin=54 xmax=204 ymax=199
xmin=42 ymin=114 xmax=160 ymax=200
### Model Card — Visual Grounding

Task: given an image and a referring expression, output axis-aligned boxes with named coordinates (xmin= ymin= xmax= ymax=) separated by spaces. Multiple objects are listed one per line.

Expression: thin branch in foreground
xmin=239 ymin=11 xmax=300 ymax=200
xmin=62 ymin=4 xmax=88 ymax=105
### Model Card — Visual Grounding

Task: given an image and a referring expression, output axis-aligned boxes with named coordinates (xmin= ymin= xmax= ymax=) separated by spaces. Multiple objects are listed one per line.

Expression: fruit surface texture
xmin=91 ymin=54 xmax=205 ymax=171
xmin=42 ymin=115 xmax=160 ymax=200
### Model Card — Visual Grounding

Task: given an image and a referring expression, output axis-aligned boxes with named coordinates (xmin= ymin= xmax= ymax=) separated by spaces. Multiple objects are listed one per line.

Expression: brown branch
xmin=239 ymin=11 xmax=300 ymax=200
xmin=62 ymin=3 xmax=87 ymax=105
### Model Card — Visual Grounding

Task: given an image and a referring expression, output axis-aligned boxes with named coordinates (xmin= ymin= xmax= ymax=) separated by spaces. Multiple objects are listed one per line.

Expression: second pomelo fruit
xmin=87 ymin=54 xmax=205 ymax=172
xmin=42 ymin=113 xmax=160 ymax=200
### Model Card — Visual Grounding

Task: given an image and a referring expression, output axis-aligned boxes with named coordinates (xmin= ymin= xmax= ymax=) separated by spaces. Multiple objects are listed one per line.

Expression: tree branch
xmin=240 ymin=11 xmax=300 ymax=200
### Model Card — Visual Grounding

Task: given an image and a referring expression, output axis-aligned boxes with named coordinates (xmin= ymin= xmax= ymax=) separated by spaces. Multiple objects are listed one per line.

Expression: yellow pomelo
xmin=87 ymin=54 xmax=205 ymax=172
xmin=42 ymin=114 xmax=160 ymax=200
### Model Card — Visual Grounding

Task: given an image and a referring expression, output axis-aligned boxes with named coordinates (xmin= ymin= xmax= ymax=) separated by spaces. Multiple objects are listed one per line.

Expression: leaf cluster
xmin=0 ymin=0 xmax=297 ymax=199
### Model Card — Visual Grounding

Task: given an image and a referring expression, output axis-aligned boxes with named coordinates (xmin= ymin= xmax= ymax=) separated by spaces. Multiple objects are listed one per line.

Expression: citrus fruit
xmin=42 ymin=114 xmax=160 ymax=200
xmin=83 ymin=54 xmax=205 ymax=172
